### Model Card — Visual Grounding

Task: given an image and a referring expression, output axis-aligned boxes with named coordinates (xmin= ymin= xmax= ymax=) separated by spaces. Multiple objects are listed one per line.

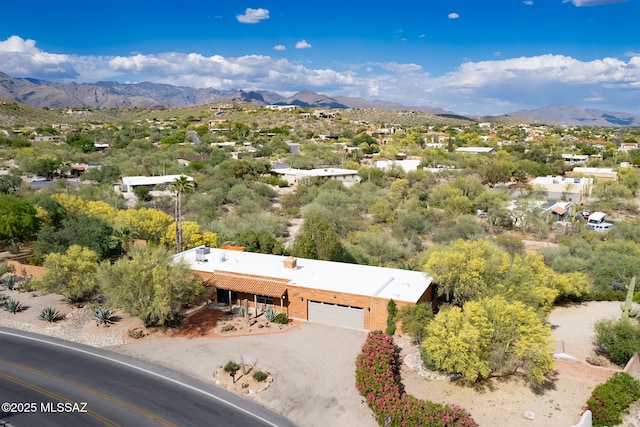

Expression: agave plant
xmin=4 ymin=298 xmax=23 ymax=314
xmin=39 ymin=306 xmax=61 ymax=323
xmin=265 ymin=308 xmax=277 ymax=322
xmin=2 ymin=275 xmax=16 ymax=290
xmin=93 ymin=307 xmax=114 ymax=325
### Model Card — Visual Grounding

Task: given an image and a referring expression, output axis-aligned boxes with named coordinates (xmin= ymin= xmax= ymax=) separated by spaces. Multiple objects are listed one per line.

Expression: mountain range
xmin=1 ymin=71 xmax=638 ymax=127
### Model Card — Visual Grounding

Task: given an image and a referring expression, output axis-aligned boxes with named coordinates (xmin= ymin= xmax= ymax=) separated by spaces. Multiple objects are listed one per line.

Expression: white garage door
xmin=307 ymin=300 xmax=364 ymax=330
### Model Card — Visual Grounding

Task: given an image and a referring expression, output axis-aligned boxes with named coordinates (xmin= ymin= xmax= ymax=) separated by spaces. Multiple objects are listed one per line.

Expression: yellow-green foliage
xmin=424 ymin=239 xmax=588 ymax=313
xmin=423 ymin=296 xmax=555 ymax=386
xmin=161 ymin=221 xmax=218 ymax=250
xmin=38 ymin=245 xmax=99 ymax=302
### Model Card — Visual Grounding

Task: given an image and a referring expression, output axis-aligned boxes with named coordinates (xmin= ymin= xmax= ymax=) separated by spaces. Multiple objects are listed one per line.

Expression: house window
xmin=257 ymin=296 xmax=273 ymax=305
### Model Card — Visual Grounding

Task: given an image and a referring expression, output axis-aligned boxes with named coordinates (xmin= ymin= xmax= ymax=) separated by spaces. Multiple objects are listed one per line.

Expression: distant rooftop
xmin=175 ymin=247 xmax=432 ymax=303
xmin=272 ymin=167 xmax=358 ymax=178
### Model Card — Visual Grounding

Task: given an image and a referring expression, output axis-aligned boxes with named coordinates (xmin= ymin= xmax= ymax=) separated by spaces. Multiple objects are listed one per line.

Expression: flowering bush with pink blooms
xmin=356 ymin=331 xmax=477 ymax=427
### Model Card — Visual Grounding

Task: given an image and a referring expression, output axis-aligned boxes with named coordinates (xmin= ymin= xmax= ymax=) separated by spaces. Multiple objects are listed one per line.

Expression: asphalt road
xmin=0 ymin=328 xmax=296 ymax=427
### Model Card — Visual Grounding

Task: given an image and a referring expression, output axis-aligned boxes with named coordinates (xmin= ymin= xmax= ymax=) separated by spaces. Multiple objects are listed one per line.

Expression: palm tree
xmin=169 ymin=175 xmax=194 ymax=253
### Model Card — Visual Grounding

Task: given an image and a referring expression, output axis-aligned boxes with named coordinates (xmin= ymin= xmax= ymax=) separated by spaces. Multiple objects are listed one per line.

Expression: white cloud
xmin=295 ymin=40 xmax=312 ymax=49
xmin=448 ymin=12 xmax=459 ymax=19
xmin=564 ymin=0 xmax=627 ymax=6
xmin=273 ymin=45 xmax=286 ymax=51
xmin=523 ymin=0 xmax=534 ymax=5
xmin=494 ymin=51 xmax=501 ymax=57
xmin=236 ymin=8 xmax=270 ymax=24
xmin=0 ymin=35 xmax=79 ymax=79
xmin=1 ymin=35 xmax=639 ymax=115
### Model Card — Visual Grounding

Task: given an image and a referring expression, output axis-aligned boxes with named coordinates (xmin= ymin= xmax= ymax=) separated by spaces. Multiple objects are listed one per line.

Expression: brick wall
xmin=554 ymin=357 xmax=621 ymax=385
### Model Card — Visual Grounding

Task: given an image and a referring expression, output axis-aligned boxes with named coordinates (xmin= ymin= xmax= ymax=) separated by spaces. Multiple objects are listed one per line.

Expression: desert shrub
xmin=398 ymin=302 xmax=434 ymax=344
xmin=259 ymin=176 xmax=289 ymax=188
xmin=20 ymin=278 xmax=36 ymax=292
xmin=252 ymin=370 xmax=268 ymax=382
xmin=224 ymin=361 xmax=239 ymax=372
xmin=133 ymin=185 xmax=151 ymax=202
xmin=587 ymin=373 xmax=640 ymax=427
xmin=0 ymin=261 xmax=15 ymax=276
xmin=39 ymin=307 xmax=61 ymax=322
xmin=356 ymin=331 xmax=477 ymax=427
xmin=386 ymin=299 xmax=397 ymax=335
xmin=594 ymin=319 xmax=640 ymax=366
xmin=273 ymin=312 xmax=288 ymax=324
xmin=127 ymin=328 xmax=146 ymax=339
xmin=4 ymin=298 xmax=23 ymax=314
xmin=221 ymin=323 xmax=235 ymax=332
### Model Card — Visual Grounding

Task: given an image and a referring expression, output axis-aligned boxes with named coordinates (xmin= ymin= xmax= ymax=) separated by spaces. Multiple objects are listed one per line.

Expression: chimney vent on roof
xmin=284 ymin=256 xmax=297 ymax=269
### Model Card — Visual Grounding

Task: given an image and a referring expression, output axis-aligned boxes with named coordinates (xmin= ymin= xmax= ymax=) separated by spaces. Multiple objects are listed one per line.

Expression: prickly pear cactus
xmin=621 ymin=276 xmax=639 ymax=321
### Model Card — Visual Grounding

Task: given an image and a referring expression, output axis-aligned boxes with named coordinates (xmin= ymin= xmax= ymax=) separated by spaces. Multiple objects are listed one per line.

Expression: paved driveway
xmin=112 ymin=323 xmax=377 ymax=427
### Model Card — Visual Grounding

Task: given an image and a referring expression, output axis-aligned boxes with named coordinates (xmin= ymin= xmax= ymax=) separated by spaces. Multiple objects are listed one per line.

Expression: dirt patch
xmin=166 ymin=304 xmax=300 ymax=338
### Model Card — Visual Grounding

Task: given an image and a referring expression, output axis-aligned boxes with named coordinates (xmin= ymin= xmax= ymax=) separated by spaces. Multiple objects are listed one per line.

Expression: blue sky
xmin=0 ymin=0 xmax=639 ymax=115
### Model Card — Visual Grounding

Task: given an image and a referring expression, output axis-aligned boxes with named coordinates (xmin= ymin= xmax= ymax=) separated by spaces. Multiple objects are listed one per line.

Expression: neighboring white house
xmin=570 ymin=167 xmax=619 ymax=182
xmin=374 ymin=159 xmax=422 ymax=173
xmin=529 ymin=175 xmax=593 ymax=201
xmin=120 ymin=175 xmax=193 ymax=193
xmin=455 ymin=147 xmax=496 ymax=155
xmin=561 ymin=154 xmax=589 ymax=165
xmin=271 ymin=167 xmax=360 ymax=186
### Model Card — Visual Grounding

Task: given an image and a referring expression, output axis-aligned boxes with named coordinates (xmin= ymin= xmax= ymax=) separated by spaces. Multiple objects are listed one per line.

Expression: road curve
xmin=0 ymin=327 xmax=297 ymax=427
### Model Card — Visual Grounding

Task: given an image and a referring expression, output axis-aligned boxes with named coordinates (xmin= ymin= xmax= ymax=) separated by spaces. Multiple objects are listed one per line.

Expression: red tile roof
xmin=204 ymin=271 xmax=288 ymax=298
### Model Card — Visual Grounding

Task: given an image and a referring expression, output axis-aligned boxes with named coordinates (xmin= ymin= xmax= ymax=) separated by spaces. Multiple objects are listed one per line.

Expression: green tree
xmin=422 ymin=296 xmax=554 ymax=386
xmin=424 ymin=239 xmax=560 ymax=313
xmin=34 ymin=213 xmax=119 ymax=260
xmin=37 ymin=245 xmax=99 ymax=302
xmin=291 ymin=211 xmax=353 ymax=262
xmin=481 ymin=160 xmax=513 ymax=187
xmin=0 ymin=195 xmax=40 ymax=245
xmin=0 ymin=174 xmax=22 ymax=194
xmin=98 ymin=245 xmax=204 ymax=326
xmin=169 ymin=175 xmax=194 ymax=253
xmin=398 ymin=302 xmax=434 ymax=344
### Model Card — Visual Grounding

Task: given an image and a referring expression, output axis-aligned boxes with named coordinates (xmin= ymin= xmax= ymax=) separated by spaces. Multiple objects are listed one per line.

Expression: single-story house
xmin=455 ymin=147 xmax=496 ymax=155
xmin=175 ymin=246 xmax=434 ymax=331
xmin=374 ymin=159 xmax=422 ymax=173
xmin=561 ymin=154 xmax=589 ymax=165
xmin=569 ymin=167 xmax=619 ymax=182
xmin=120 ymin=175 xmax=193 ymax=193
xmin=529 ymin=175 xmax=593 ymax=202
xmin=272 ymin=167 xmax=360 ymax=186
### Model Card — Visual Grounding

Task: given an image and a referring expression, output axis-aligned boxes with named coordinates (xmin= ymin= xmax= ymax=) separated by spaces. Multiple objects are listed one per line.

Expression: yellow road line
xmin=0 ymin=359 xmax=178 ymax=427
xmin=0 ymin=371 xmax=117 ymax=427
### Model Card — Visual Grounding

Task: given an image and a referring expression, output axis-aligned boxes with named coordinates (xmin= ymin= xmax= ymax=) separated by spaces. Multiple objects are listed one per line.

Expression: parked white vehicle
xmin=588 ymin=222 xmax=613 ymax=232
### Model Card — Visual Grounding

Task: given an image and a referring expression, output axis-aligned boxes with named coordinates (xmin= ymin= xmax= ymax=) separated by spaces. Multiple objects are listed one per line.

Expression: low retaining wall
xmin=554 ymin=356 xmax=622 ymax=385
xmin=624 ymin=353 xmax=640 ymax=380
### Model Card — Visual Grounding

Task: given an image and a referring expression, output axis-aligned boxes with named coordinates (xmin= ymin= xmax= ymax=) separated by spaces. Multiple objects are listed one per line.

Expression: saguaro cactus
xmin=621 ymin=276 xmax=639 ymax=321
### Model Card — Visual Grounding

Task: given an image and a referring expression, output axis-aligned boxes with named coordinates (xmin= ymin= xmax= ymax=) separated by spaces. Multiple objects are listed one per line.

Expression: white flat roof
xmin=530 ymin=175 xmax=587 ymax=185
xmin=272 ymin=167 xmax=358 ymax=178
xmin=455 ymin=147 xmax=495 ymax=153
xmin=122 ymin=175 xmax=193 ymax=187
xmin=175 ymin=247 xmax=432 ymax=303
